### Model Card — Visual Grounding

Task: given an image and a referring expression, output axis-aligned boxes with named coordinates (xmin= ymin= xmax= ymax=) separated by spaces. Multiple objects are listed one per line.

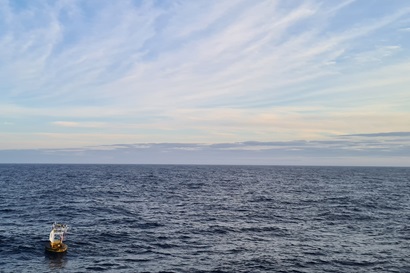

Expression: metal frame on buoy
xmin=45 ymin=222 xmax=69 ymax=253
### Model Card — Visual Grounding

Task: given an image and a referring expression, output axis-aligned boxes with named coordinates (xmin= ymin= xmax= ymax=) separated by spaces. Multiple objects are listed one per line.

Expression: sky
xmin=0 ymin=0 xmax=409 ymax=166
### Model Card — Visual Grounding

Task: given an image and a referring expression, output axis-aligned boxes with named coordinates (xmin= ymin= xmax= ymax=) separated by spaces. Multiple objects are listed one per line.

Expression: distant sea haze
xmin=0 ymin=164 xmax=409 ymax=272
xmin=1 ymin=137 xmax=410 ymax=166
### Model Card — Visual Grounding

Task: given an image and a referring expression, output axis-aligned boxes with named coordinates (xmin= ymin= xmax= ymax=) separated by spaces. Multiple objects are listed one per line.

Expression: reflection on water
xmin=45 ymin=251 xmax=67 ymax=270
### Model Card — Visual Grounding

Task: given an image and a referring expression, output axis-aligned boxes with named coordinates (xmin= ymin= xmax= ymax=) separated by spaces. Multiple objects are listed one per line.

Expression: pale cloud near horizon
xmin=52 ymin=121 xmax=105 ymax=128
xmin=0 ymin=0 xmax=409 ymax=165
xmin=1 ymin=136 xmax=409 ymax=166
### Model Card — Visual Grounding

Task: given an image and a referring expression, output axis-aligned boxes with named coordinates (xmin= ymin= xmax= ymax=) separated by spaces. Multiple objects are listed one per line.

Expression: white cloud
xmin=399 ymin=27 xmax=410 ymax=32
xmin=52 ymin=121 xmax=105 ymax=128
xmin=353 ymin=45 xmax=402 ymax=64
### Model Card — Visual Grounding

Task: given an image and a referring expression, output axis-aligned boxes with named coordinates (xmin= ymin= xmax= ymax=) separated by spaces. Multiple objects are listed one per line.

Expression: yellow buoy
xmin=45 ymin=223 xmax=69 ymax=253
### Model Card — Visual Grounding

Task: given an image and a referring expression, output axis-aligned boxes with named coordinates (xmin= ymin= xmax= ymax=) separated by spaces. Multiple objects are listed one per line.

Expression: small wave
xmin=85 ymin=266 xmax=107 ymax=271
xmin=241 ymin=225 xmax=289 ymax=236
xmin=333 ymin=259 xmax=383 ymax=267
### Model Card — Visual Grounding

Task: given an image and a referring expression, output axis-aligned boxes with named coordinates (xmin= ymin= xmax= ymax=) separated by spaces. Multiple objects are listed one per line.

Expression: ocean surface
xmin=0 ymin=164 xmax=409 ymax=273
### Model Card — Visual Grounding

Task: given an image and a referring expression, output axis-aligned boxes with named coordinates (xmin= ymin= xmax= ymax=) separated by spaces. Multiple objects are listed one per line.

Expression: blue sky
xmin=0 ymin=0 xmax=409 ymax=165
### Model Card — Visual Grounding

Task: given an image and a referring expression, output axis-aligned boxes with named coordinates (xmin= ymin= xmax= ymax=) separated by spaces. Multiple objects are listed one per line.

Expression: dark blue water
xmin=0 ymin=164 xmax=409 ymax=273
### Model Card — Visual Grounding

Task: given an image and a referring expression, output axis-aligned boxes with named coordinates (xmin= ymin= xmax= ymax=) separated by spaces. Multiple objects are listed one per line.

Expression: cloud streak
xmin=1 ymin=133 xmax=409 ymax=166
xmin=342 ymin=132 xmax=410 ymax=137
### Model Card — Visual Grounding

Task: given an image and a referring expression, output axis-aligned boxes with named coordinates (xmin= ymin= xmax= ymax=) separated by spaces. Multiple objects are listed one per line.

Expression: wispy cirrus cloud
xmin=0 ymin=0 xmax=409 ymax=165
xmin=2 ymin=0 xmax=408 ymax=107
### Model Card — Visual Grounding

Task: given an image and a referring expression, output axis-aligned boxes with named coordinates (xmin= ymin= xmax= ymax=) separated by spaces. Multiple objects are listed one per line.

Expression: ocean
xmin=0 ymin=164 xmax=409 ymax=272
